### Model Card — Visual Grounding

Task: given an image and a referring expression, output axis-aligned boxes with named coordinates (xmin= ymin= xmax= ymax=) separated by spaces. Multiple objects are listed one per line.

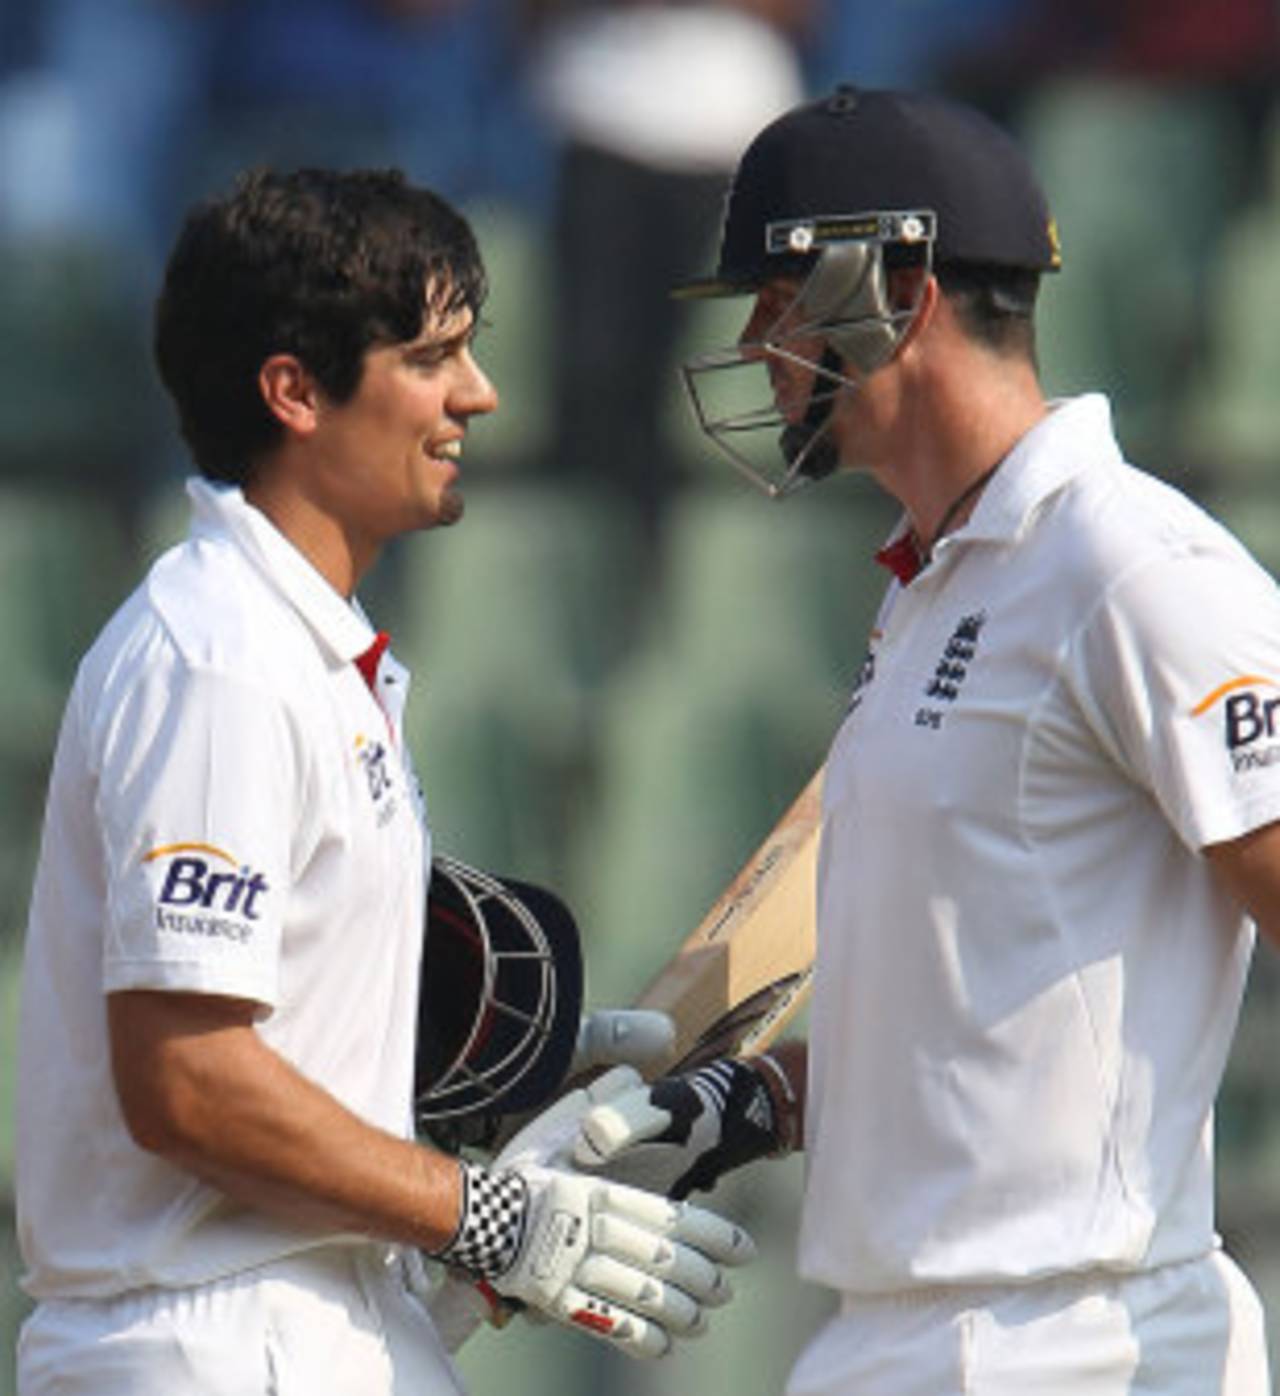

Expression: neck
xmin=245 ymin=465 xmax=369 ymax=599
xmin=883 ymin=357 xmax=1048 ymax=552
xmin=911 ymin=455 xmax=1005 ymax=563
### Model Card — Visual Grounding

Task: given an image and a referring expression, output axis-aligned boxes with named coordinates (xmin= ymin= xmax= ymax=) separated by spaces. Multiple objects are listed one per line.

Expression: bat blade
xmin=632 ymin=765 xmax=823 ymax=1073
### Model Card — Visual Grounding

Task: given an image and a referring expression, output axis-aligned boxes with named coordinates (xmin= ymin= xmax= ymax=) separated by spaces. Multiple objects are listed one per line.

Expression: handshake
xmin=420 ymin=1011 xmax=794 ymax=1360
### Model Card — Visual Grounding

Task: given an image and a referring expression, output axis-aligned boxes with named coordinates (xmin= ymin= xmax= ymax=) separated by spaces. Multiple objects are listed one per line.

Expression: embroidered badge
xmin=915 ymin=611 xmax=987 ymax=730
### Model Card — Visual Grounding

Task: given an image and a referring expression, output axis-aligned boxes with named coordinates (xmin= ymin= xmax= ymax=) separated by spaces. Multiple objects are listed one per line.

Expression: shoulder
xmin=1041 ymin=460 xmax=1270 ymax=606
xmin=153 ymin=535 xmax=308 ymax=672
xmin=1029 ymin=467 xmax=1280 ymax=707
xmin=78 ymin=534 xmax=318 ymax=715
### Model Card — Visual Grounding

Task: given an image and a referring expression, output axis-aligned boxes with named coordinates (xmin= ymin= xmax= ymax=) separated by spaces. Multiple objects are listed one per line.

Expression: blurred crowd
xmin=1 ymin=0 xmax=1277 ymax=510
xmin=3 ymin=2 xmax=1280 ymax=1391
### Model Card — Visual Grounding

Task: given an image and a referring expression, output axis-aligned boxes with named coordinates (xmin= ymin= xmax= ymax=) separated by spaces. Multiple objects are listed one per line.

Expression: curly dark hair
xmin=153 ymin=167 xmax=488 ymax=484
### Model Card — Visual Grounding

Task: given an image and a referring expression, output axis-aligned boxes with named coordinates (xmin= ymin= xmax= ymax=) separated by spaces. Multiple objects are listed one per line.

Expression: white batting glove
xmin=573 ymin=1009 xmax=676 ymax=1075
xmin=414 ymin=1067 xmax=660 ymax=1353
xmin=429 ymin=1154 xmax=754 ymax=1359
xmin=494 ymin=1064 xmax=647 ymax=1173
xmin=574 ymin=1058 xmax=788 ymax=1200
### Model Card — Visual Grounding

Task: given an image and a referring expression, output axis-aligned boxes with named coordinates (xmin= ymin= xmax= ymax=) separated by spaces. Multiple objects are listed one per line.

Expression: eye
xmin=406 ymin=319 xmax=487 ymax=370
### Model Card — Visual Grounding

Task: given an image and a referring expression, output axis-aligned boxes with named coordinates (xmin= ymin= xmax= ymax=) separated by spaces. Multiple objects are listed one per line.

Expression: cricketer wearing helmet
xmin=572 ymin=86 xmax=1279 ymax=1394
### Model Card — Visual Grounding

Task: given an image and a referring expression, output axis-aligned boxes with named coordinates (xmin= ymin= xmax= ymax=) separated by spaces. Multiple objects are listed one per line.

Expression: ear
xmin=891 ymin=270 xmax=940 ymax=357
xmin=258 ymin=354 xmax=321 ymax=438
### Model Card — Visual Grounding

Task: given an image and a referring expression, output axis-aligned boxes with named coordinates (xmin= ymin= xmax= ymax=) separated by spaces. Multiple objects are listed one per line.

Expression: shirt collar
xmin=186 ymin=477 xmax=379 ymax=666
xmin=957 ymin=393 xmax=1121 ymax=545
xmin=874 ymin=393 xmax=1121 ymax=582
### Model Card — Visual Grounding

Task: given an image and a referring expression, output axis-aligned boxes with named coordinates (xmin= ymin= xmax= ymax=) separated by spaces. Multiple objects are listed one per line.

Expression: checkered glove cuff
xmin=433 ymin=1161 xmax=529 ymax=1280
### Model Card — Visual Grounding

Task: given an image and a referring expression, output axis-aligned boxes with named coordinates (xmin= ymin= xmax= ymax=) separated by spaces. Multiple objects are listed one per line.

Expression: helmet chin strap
xmin=779 ymin=345 xmax=846 ymax=483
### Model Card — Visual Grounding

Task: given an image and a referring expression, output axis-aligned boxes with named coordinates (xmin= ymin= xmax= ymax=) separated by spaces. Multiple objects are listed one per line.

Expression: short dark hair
xmin=154 ymin=167 xmax=488 ymax=484
xmin=934 ymin=261 xmax=1041 ymax=365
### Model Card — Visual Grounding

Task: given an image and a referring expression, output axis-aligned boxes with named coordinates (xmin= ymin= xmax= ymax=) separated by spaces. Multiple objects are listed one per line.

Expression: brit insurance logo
xmin=143 ymin=842 xmax=270 ymax=944
xmin=1192 ymin=675 xmax=1280 ymax=773
xmin=914 ymin=610 xmax=987 ymax=731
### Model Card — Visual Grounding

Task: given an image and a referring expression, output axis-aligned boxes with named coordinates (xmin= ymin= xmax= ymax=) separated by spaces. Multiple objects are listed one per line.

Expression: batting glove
xmin=573 ymin=1009 xmax=675 ymax=1075
xmin=429 ymin=1154 xmax=754 ymax=1359
xmin=415 ymin=1067 xmax=658 ymax=1353
xmin=574 ymin=1057 xmax=790 ymax=1200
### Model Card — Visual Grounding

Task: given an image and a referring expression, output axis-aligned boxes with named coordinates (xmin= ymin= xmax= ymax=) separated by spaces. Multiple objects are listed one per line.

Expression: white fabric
xmin=17 ymin=1243 xmax=465 ymax=1395
xmin=801 ymin=396 xmax=1280 ymax=1298
xmin=531 ymin=7 xmax=803 ymax=173
xmin=785 ymin=1251 xmax=1269 ymax=1396
xmin=17 ymin=479 xmax=430 ymax=1298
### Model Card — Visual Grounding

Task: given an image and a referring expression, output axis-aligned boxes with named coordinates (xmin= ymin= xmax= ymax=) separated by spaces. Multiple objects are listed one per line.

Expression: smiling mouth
xmin=426 ymin=441 xmax=462 ymax=467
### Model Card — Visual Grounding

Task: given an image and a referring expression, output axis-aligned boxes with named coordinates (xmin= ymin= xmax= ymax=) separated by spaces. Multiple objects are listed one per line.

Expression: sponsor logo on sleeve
xmin=1192 ymin=675 xmax=1280 ymax=773
xmin=143 ymin=842 xmax=270 ymax=943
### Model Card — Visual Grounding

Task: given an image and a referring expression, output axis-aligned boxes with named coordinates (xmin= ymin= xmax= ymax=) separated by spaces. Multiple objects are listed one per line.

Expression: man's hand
xmin=417 ymin=1066 xmax=663 ymax=1353
xmin=430 ymin=1155 xmax=754 ymax=1358
xmin=574 ymin=1057 xmax=792 ymax=1200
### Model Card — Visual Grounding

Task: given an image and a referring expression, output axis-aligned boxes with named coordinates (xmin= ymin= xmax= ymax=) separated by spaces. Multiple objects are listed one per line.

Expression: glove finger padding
xmin=494 ymin=1065 xmax=647 ymax=1174
xmin=432 ymin=1158 xmax=754 ymax=1360
xmin=575 ymin=1058 xmax=782 ymax=1199
xmin=575 ymin=1253 xmax=703 ymax=1334
xmin=551 ymin=1281 xmax=672 ymax=1358
xmin=590 ymin=1209 xmax=729 ymax=1305
xmin=575 ymin=1087 xmax=716 ymax=1198
xmin=594 ymin=1179 xmax=752 ymax=1271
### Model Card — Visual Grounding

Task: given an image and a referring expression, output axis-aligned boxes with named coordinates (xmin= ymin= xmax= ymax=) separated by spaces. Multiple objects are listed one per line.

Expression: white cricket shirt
xmin=800 ymin=395 xmax=1280 ymax=1295
xmin=17 ymin=479 xmax=430 ymax=1298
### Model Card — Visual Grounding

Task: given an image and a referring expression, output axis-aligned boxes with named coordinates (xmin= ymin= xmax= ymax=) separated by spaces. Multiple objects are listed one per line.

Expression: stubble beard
xmin=436 ymin=487 xmax=465 ymax=528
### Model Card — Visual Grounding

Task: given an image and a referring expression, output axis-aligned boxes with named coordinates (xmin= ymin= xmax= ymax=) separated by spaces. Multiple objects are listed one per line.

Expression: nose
xmin=456 ymin=349 xmax=499 ymax=417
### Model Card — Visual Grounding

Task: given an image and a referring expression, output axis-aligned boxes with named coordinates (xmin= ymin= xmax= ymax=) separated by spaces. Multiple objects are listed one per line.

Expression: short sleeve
xmin=1070 ymin=540 xmax=1280 ymax=851
xmin=97 ymin=649 xmax=298 ymax=1006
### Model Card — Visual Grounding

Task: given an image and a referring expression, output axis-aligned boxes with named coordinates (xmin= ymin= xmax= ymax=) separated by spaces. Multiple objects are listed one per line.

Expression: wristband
xmin=751 ymin=1052 xmax=798 ymax=1156
xmin=431 ymin=1160 xmax=528 ymax=1279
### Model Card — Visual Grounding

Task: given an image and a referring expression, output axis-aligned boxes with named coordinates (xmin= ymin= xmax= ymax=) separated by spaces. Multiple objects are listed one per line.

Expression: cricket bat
xmin=630 ymin=762 xmax=823 ymax=1076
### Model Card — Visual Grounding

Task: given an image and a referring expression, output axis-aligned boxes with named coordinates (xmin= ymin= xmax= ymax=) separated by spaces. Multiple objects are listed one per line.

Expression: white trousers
xmin=786 ymin=1251 xmax=1270 ymax=1396
xmin=17 ymin=1244 xmax=466 ymax=1396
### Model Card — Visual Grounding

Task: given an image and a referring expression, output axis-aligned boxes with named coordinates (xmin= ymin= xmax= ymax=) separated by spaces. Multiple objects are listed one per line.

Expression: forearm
xmin=109 ymin=990 xmax=462 ymax=1251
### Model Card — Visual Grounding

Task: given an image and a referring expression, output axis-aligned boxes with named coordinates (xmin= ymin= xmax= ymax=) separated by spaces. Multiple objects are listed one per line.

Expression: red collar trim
xmin=355 ymin=631 xmax=391 ymax=692
xmin=874 ymin=533 xmax=923 ymax=586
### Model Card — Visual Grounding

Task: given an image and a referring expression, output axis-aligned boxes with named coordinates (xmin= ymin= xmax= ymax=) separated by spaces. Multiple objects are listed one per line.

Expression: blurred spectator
xmin=206 ymin=0 xmax=546 ymax=208
xmin=2 ymin=0 xmax=536 ymax=275
xmin=523 ymin=0 xmax=813 ymax=545
xmin=804 ymin=0 xmax=1034 ymax=95
xmin=1017 ymin=0 xmax=1279 ymax=80
xmin=10 ymin=0 xmax=220 ymax=275
xmin=0 ymin=5 xmax=42 ymax=78
xmin=1012 ymin=0 xmax=1280 ymax=170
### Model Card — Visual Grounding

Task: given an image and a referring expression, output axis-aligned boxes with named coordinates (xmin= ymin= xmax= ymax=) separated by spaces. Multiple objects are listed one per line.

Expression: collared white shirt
xmin=17 ymin=479 xmax=429 ymax=1298
xmin=800 ymin=395 xmax=1280 ymax=1294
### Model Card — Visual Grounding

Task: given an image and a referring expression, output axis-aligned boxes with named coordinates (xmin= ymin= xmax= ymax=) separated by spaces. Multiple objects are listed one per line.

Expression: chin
xmin=433 ymin=489 xmax=465 ymax=528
